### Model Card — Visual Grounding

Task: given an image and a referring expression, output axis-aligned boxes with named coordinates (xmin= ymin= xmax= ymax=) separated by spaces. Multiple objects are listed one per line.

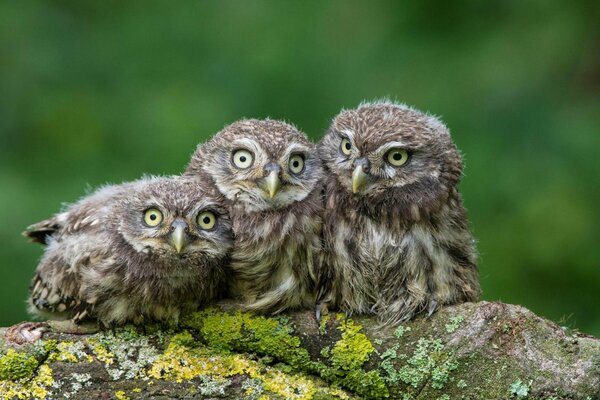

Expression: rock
xmin=0 ymin=301 xmax=598 ymax=399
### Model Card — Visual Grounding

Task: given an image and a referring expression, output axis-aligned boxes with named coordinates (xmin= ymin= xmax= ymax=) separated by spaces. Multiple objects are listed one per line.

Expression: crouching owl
xmin=25 ymin=176 xmax=232 ymax=329
xmin=316 ymin=101 xmax=480 ymax=324
xmin=185 ymin=119 xmax=323 ymax=314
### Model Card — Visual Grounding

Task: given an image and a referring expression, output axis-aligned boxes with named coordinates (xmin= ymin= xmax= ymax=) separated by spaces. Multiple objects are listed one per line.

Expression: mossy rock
xmin=0 ymin=301 xmax=598 ymax=399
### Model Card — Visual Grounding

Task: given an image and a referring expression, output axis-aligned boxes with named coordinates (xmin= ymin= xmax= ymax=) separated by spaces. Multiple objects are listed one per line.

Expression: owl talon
xmin=427 ymin=300 xmax=438 ymax=318
xmin=315 ymin=303 xmax=329 ymax=323
xmin=343 ymin=310 xmax=353 ymax=323
xmin=5 ymin=321 xmax=49 ymax=345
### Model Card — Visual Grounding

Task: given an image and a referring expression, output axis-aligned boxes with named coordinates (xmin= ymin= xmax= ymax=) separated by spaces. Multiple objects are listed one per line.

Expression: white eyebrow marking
xmin=281 ymin=143 xmax=312 ymax=160
xmin=340 ymin=129 xmax=355 ymax=143
xmin=373 ymin=140 xmax=410 ymax=156
xmin=232 ymin=138 xmax=263 ymax=154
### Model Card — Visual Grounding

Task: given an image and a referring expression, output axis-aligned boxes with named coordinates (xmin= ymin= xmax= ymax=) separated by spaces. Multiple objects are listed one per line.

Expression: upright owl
xmin=185 ymin=119 xmax=323 ymax=313
xmin=316 ymin=101 xmax=480 ymax=324
xmin=24 ymin=176 xmax=232 ymax=329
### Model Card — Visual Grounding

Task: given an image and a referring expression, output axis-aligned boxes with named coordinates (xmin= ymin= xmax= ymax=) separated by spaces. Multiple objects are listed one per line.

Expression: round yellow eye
xmin=386 ymin=148 xmax=409 ymax=167
xmin=340 ymin=138 xmax=352 ymax=155
xmin=197 ymin=211 xmax=216 ymax=230
xmin=144 ymin=208 xmax=163 ymax=227
xmin=289 ymin=154 xmax=305 ymax=174
xmin=232 ymin=149 xmax=254 ymax=169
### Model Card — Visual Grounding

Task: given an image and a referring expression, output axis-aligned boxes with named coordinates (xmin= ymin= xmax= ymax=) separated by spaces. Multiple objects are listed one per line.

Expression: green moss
xmin=190 ymin=309 xmax=313 ymax=372
xmin=194 ymin=308 xmax=244 ymax=350
xmin=330 ymin=318 xmax=375 ymax=371
xmin=0 ymin=348 xmax=39 ymax=381
xmin=0 ymin=364 xmax=53 ymax=399
xmin=184 ymin=309 xmax=387 ymax=399
xmin=318 ymin=317 xmax=388 ymax=399
xmin=319 ymin=314 xmax=331 ymax=335
xmin=148 ymin=333 xmax=348 ymax=399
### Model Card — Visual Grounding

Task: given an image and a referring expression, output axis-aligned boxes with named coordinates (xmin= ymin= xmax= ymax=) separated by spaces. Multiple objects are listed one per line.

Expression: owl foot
xmin=5 ymin=321 xmax=49 ymax=345
xmin=427 ymin=299 xmax=439 ymax=318
xmin=315 ymin=303 xmax=329 ymax=323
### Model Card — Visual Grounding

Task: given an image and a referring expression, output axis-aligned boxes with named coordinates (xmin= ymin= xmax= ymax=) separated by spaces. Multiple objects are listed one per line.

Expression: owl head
xmin=186 ymin=119 xmax=322 ymax=212
xmin=319 ymin=101 xmax=464 ymax=217
xmin=115 ymin=176 xmax=233 ymax=261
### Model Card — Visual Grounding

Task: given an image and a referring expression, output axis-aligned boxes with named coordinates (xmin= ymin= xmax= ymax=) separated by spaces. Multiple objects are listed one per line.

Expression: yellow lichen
xmin=87 ymin=339 xmax=115 ymax=365
xmin=115 ymin=390 xmax=130 ymax=400
xmin=184 ymin=308 xmax=387 ymax=398
xmin=0 ymin=349 xmax=39 ymax=381
xmin=148 ymin=330 xmax=347 ymax=399
xmin=46 ymin=341 xmax=89 ymax=363
xmin=0 ymin=364 xmax=53 ymax=400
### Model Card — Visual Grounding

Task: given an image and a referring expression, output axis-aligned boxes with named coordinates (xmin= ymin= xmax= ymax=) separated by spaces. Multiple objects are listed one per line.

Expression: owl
xmin=316 ymin=101 xmax=480 ymax=324
xmin=22 ymin=176 xmax=232 ymax=333
xmin=184 ymin=119 xmax=323 ymax=314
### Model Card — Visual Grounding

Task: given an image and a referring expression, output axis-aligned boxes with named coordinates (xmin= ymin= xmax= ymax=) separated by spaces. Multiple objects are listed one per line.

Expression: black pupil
xmin=393 ymin=152 xmax=403 ymax=161
xmin=203 ymin=216 xmax=211 ymax=224
xmin=345 ymin=142 xmax=351 ymax=150
xmin=239 ymin=155 xmax=246 ymax=162
xmin=293 ymin=161 xmax=299 ymax=168
xmin=150 ymin=214 xmax=157 ymax=221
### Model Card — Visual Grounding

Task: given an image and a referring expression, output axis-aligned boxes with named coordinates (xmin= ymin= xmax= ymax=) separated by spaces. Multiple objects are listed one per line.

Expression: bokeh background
xmin=1 ymin=1 xmax=598 ymax=335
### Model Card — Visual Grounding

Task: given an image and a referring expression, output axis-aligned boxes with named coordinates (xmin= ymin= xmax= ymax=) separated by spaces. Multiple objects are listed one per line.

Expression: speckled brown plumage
xmin=185 ymin=119 xmax=323 ymax=314
xmin=24 ymin=176 xmax=233 ymax=328
xmin=316 ymin=101 xmax=480 ymax=324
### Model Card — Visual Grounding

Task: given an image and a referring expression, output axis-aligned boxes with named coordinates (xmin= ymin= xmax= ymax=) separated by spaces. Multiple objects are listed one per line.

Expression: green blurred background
xmin=1 ymin=1 xmax=598 ymax=335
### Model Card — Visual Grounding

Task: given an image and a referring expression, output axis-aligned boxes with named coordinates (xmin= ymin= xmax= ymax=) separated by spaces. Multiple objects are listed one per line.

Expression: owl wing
xmin=29 ymin=229 xmax=119 ymax=323
xmin=23 ymin=183 xmax=129 ymax=245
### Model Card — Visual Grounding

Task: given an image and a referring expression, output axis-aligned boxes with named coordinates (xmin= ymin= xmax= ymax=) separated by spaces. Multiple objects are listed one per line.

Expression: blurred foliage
xmin=0 ymin=1 xmax=598 ymax=335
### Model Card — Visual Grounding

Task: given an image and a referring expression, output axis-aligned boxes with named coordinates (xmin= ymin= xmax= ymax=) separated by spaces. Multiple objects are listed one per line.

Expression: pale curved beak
xmin=170 ymin=220 xmax=189 ymax=254
xmin=265 ymin=169 xmax=280 ymax=198
xmin=352 ymin=165 xmax=368 ymax=194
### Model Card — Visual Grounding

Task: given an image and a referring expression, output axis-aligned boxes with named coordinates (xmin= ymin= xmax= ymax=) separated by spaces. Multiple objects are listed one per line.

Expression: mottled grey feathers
xmin=316 ymin=100 xmax=480 ymax=324
xmin=27 ymin=176 xmax=233 ymax=327
xmin=185 ymin=119 xmax=323 ymax=313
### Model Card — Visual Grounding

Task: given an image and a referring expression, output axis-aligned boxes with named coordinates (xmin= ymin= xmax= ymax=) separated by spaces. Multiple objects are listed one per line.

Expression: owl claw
xmin=427 ymin=300 xmax=439 ymax=318
xmin=315 ymin=303 xmax=329 ymax=323
xmin=5 ymin=321 xmax=49 ymax=345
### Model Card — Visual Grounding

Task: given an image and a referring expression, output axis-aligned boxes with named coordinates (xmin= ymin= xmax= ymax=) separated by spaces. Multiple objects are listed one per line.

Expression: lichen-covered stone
xmin=0 ymin=301 xmax=598 ymax=399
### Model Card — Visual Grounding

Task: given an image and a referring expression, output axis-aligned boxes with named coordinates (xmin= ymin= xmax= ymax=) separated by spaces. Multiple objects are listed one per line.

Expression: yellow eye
xmin=340 ymin=138 xmax=352 ymax=155
xmin=144 ymin=208 xmax=163 ymax=227
xmin=289 ymin=154 xmax=305 ymax=174
xmin=386 ymin=148 xmax=410 ymax=167
xmin=232 ymin=149 xmax=254 ymax=169
xmin=197 ymin=211 xmax=216 ymax=230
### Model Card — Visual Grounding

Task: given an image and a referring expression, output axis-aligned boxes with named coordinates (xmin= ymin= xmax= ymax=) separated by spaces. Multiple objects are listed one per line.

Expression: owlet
xmin=185 ymin=119 xmax=323 ymax=313
xmin=25 ymin=176 xmax=232 ymax=329
xmin=316 ymin=101 xmax=480 ymax=324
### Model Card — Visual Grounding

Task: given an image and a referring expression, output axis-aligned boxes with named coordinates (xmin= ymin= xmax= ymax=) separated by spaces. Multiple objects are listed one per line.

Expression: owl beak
xmin=352 ymin=164 xmax=369 ymax=193
xmin=169 ymin=219 xmax=189 ymax=254
xmin=265 ymin=169 xmax=280 ymax=198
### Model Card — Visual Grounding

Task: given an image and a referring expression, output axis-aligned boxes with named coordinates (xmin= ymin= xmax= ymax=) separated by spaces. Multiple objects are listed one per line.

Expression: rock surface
xmin=0 ymin=301 xmax=598 ymax=399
